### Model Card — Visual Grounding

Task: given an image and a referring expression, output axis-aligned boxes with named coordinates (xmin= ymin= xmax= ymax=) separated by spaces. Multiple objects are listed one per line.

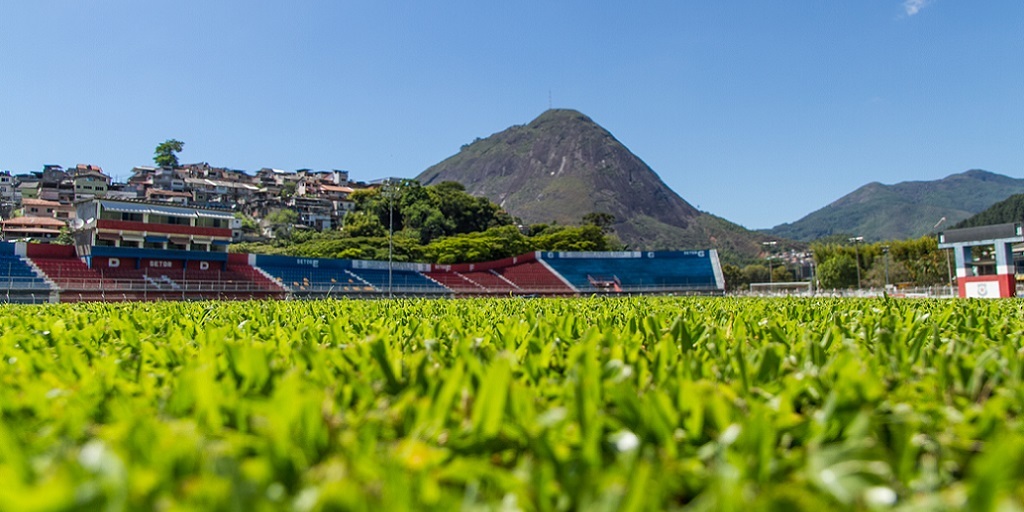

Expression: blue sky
xmin=1 ymin=1 xmax=1020 ymax=229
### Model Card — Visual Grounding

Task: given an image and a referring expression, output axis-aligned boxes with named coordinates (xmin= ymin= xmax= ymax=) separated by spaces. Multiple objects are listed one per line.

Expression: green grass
xmin=2 ymin=297 xmax=1024 ymax=510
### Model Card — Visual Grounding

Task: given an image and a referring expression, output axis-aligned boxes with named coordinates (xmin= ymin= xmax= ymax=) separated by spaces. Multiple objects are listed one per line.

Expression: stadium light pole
xmin=933 ymin=216 xmax=955 ymax=297
xmin=849 ymin=236 xmax=864 ymax=291
xmin=762 ymin=241 xmax=777 ymax=284
xmin=386 ymin=178 xmax=405 ymax=299
xmin=809 ymin=252 xmax=817 ymax=294
xmin=946 ymin=248 xmax=954 ymax=297
xmin=387 ymin=179 xmax=394 ymax=299
xmin=882 ymin=245 xmax=890 ymax=290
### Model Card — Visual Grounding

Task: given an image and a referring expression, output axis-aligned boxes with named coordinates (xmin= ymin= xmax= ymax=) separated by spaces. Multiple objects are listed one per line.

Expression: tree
xmin=771 ymin=265 xmax=793 ymax=283
xmin=55 ymin=227 xmax=74 ymax=245
xmin=582 ymin=212 xmax=616 ymax=234
xmin=402 ymin=201 xmax=452 ymax=244
xmin=154 ymin=139 xmax=185 ymax=168
xmin=817 ymin=254 xmax=858 ymax=289
xmin=281 ymin=182 xmax=297 ymax=199
xmin=531 ymin=225 xmax=611 ymax=252
xmin=424 ymin=225 xmax=531 ymax=264
xmin=863 ymin=258 xmax=912 ymax=288
xmin=889 ymin=236 xmax=948 ymax=286
xmin=742 ymin=264 xmax=770 ymax=284
xmin=234 ymin=212 xmax=260 ymax=235
xmin=428 ymin=181 xmax=508 ymax=235
xmin=265 ymin=209 xmax=299 ymax=240
xmin=721 ymin=264 xmax=747 ymax=292
xmin=342 ymin=211 xmax=385 ymax=238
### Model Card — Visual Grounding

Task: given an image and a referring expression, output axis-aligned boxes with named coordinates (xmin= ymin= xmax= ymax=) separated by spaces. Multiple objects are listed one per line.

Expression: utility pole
xmin=946 ymin=249 xmax=954 ymax=297
xmin=386 ymin=178 xmax=404 ymax=299
xmin=849 ymin=236 xmax=864 ymax=291
xmin=882 ymin=245 xmax=890 ymax=290
xmin=762 ymin=241 xmax=777 ymax=284
xmin=387 ymin=179 xmax=394 ymax=299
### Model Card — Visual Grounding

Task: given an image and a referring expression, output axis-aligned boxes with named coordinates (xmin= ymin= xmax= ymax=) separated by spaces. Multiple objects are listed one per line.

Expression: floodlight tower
xmin=762 ymin=241 xmax=777 ymax=283
xmin=849 ymin=236 xmax=864 ymax=290
xmin=386 ymin=179 xmax=397 ymax=298
xmin=882 ymin=245 xmax=890 ymax=289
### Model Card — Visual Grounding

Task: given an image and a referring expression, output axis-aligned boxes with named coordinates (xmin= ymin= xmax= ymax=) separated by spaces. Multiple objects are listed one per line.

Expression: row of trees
xmin=720 ymin=262 xmax=799 ymax=291
xmin=721 ymin=236 xmax=952 ymax=291
xmin=343 ymin=181 xmax=512 ymax=244
xmin=810 ymin=236 xmax=951 ymax=289
xmin=233 ymin=180 xmax=622 ymax=263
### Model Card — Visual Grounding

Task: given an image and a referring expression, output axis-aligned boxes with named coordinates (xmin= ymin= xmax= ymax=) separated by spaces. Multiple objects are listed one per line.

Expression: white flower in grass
xmin=719 ymin=424 xmax=742 ymax=446
xmin=78 ymin=440 xmax=107 ymax=471
xmin=610 ymin=430 xmax=640 ymax=452
xmin=864 ymin=486 xmax=897 ymax=507
xmin=293 ymin=488 xmax=319 ymax=512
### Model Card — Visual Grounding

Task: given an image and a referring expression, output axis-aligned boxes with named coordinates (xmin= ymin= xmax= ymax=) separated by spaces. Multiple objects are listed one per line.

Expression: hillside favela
xmin=3 ymin=3 xmax=1024 ymax=511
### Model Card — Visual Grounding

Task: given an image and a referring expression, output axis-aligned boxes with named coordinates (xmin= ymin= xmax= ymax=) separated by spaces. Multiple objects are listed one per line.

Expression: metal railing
xmin=285 ymin=282 xmax=722 ymax=297
xmin=53 ymin=277 xmax=280 ymax=293
xmin=0 ymin=277 xmax=53 ymax=291
xmin=738 ymin=286 xmax=958 ymax=298
xmin=3 ymin=273 xmax=727 ymax=302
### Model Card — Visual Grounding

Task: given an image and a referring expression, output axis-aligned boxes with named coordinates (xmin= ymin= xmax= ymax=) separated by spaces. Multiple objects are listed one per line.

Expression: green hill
xmin=416 ymin=109 xmax=784 ymax=262
xmin=766 ymin=170 xmax=1024 ymax=241
xmin=953 ymin=193 xmax=1024 ymax=228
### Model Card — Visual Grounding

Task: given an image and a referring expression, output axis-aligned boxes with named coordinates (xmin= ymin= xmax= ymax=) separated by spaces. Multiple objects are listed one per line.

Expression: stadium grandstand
xmin=0 ymin=242 xmax=53 ymax=303
xmin=72 ymin=197 xmax=237 ymax=254
xmin=0 ymin=242 xmax=729 ymax=299
xmin=0 ymin=242 xmax=724 ymax=302
xmin=0 ymin=198 xmax=724 ymax=302
xmin=251 ymin=255 xmax=446 ymax=297
xmin=539 ymin=250 xmax=723 ymax=293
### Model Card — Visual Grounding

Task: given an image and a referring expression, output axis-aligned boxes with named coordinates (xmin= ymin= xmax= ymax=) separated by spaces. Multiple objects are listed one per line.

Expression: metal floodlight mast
xmin=849 ymin=236 xmax=864 ymax=290
xmin=945 ymin=248 xmax=954 ymax=297
xmin=762 ymin=241 xmax=777 ymax=284
xmin=386 ymin=178 xmax=405 ymax=299
xmin=388 ymin=180 xmax=394 ymax=299
xmin=809 ymin=252 xmax=817 ymax=292
xmin=934 ymin=217 xmax=954 ymax=297
xmin=882 ymin=245 xmax=890 ymax=289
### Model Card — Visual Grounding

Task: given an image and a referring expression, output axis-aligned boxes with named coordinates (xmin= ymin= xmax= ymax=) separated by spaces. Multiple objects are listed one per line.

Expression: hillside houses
xmin=71 ymin=164 xmax=111 ymax=199
xmin=128 ymin=164 xmax=356 ymax=230
xmin=1 ymin=162 xmax=360 ymax=242
xmin=0 ymin=172 xmax=15 ymax=218
xmin=0 ymin=164 xmax=112 ymax=241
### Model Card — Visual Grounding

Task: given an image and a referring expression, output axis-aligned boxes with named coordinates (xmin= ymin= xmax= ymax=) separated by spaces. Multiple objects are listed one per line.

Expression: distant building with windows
xmin=1 ymin=216 xmax=66 ymax=242
xmin=72 ymin=198 xmax=238 ymax=256
xmin=20 ymin=198 xmax=60 ymax=217
xmin=1 ymin=171 xmax=18 ymax=219
xmin=70 ymin=164 xmax=111 ymax=199
xmin=0 ymin=171 xmax=15 ymax=204
xmin=144 ymin=188 xmax=193 ymax=204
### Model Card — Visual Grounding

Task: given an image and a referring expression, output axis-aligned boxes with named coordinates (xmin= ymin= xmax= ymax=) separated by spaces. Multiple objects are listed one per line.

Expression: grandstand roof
xmin=94 ymin=198 xmax=236 ymax=220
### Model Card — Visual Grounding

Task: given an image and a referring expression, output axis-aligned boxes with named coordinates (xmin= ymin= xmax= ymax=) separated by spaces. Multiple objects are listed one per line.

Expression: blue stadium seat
xmin=347 ymin=268 xmax=446 ymax=291
xmin=539 ymin=251 xmax=722 ymax=292
xmin=0 ymin=246 xmax=52 ymax=292
xmin=251 ymin=254 xmax=446 ymax=293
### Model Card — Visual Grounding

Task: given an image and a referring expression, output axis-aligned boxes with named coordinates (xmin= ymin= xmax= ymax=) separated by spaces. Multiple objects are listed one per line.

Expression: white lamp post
xmin=762 ymin=241 xmax=777 ymax=284
xmin=385 ymin=178 xmax=405 ymax=299
xmin=849 ymin=236 xmax=864 ymax=290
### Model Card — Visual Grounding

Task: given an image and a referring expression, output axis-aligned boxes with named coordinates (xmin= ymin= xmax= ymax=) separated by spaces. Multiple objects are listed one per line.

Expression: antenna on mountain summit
xmin=548 ymin=90 xmax=552 ymax=110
